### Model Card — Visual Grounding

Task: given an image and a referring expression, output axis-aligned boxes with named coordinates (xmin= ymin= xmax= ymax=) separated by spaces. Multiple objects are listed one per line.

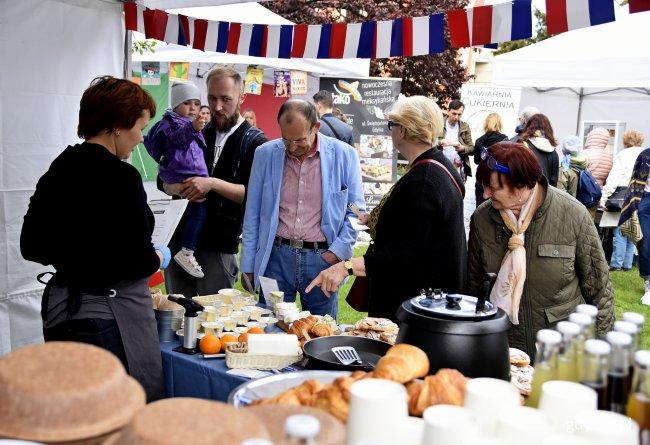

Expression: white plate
xmin=228 ymin=370 xmax=350 ymax=407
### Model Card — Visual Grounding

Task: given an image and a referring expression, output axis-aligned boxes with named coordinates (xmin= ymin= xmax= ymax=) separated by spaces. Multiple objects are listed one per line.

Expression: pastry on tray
xmin=509 ymin=347 xmax=531 ymax=367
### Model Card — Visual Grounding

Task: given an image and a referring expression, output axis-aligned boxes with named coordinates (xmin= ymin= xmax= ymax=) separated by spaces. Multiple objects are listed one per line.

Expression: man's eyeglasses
xmin=282 ymin=137 xmax=310 ymax=147
xmin=387 ymin=121 xmax=400 ymax=131
xmin=480 ymin=149 xmax=510 ymax=174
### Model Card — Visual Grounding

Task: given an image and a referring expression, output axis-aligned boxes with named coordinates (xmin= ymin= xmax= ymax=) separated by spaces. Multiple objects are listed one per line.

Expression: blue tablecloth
xmin=160 ymin=340 xmax=248 ymax=401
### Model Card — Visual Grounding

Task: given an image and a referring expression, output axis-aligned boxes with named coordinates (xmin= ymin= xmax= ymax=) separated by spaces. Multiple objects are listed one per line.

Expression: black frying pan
xmin=302 ymin=335 xmax=392 ymax=371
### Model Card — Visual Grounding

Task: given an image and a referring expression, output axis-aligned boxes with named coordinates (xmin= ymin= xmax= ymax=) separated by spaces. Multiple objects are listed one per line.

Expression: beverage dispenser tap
xmin=168 ymin=295 xmax=204 ymax=355
xmin=476 ymin=273 xmax=497 ymax=314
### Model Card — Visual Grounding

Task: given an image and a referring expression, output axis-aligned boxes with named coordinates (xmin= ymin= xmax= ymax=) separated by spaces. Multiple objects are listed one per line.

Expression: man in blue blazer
xmin=241 ymin=100 xmax=364 ymax=317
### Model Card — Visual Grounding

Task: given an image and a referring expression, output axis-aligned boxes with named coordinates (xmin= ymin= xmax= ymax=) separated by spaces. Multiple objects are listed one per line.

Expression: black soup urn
xmin=396 ymin=273 xmax=510 ymax=380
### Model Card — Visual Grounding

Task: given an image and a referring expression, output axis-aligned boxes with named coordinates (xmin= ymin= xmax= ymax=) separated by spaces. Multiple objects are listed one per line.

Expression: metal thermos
xmin=183 ymin=315 xmax=200 ymax=349
xmin=167 ymin=295 xmax=204 ymax=354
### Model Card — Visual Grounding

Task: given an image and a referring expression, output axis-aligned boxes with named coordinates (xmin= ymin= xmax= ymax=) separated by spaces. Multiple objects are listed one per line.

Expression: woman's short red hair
xmin=77 ymin=76 xmax=156 ymax=139
xmin=476 ymin=142 xmax=543 ymax=189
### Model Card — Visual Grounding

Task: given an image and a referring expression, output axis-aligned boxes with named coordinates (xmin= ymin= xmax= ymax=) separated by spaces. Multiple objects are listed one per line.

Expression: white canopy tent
xmin=492 ymin=11 xmax=650 ymax=140
xmin=1 ymin=0 xmax=127 ymax=355
xmin=1 ymin=0 xmax=370 ymax=356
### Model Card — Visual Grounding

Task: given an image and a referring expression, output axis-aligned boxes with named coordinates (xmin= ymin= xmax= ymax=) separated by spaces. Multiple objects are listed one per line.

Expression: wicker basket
xmin=225 ymin=343 xmax=302 ymax=370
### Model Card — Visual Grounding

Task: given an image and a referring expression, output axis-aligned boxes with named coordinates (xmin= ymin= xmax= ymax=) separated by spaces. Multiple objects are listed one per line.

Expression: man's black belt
xmin=275 ymin=236 xmax=329 ymax=250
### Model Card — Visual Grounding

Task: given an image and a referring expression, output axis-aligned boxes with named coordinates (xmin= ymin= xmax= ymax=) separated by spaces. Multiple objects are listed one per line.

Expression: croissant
xmin=373 ymin=344 xmax=430 ymax=383
xmin=405 ymin=380 xmax=424 ymax=417
xmin=290 ymin=316 xmax=319 ymax=338
xmin=408 ymin=369 xmax=469 ymax=416
xmin=310 ymin=321 xmax=334 ymax=337
xmin=250 ymin=379 xmax=324 ymax=407
xmin=312 ymin=372 xmax=369 ymax=422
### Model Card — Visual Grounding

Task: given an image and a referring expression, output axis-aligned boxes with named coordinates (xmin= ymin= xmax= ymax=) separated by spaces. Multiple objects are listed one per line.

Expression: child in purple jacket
xmin=144 ymin=82 xmax=208 ymax=279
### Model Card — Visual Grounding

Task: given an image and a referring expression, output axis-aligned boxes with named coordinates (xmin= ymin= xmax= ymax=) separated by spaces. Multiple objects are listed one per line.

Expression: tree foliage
xmin=266 ymin=0 xmax=470 ymax=102
xmin=132 ymin=39 xmax=157 ymax=55
xmin=494 ymin=9 xmax=548 ymax=56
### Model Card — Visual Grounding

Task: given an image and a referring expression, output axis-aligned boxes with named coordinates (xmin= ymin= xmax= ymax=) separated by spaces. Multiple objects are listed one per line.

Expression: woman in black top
xmin=21 ymin=76 xmax=169 ymax=401
xmin=307 ymin=96 xmax=467 ymax=321
xmin=474 ymin=112 xmax=508 ymax=207
xmin=519 ymin=113 xmax=560 ymax=187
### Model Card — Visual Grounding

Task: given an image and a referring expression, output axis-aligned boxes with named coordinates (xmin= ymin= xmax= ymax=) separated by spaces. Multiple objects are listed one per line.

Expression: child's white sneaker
xmin=174 ymin=248 xmax=204 ymax=278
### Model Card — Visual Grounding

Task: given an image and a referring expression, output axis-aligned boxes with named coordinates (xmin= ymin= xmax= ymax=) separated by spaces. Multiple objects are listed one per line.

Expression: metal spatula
xmin=331 ymin=346 xmax=363 ymax=365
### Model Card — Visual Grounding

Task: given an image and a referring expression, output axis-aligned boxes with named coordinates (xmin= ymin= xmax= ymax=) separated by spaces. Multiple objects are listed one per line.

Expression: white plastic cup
xmin=346 ymin=379 xmax=408 ymax=445
xmin=494 ymin=406 xmax=552 ymax=445
xmin=573 ymin=410 xmax=640 ymax=445
xmin=463 ymin=378 xmax=521 ymax=435
xmin=538 ymin=381 xmax=598 ymax=433
xmin=421 ymin=405 xmax=478 ymax=445
xmin=202 ymin=306 xmax=219 ymax=322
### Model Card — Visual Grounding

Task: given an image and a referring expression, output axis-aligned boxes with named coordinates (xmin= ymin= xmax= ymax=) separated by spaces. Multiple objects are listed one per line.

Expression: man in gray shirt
xmin=313 ymin=90 xmax=355 ymax=146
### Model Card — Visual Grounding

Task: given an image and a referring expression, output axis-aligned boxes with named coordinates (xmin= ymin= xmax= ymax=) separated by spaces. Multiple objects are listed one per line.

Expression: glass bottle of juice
xmin=570 ymin=312 xmax=595 ymax=340
xmin=283 ymin=414 xmax=320 ymax=445
xmin=623 ymin=312 xmax=645 ymax=334
xmin=615 ymin=320 xmax=640 ymax=351
xmin=627 ymin=350 xmax=650 ymax=445
xmin=526 ymin=329 xmax=562 ymax=408
xmin=556 ymin=321 xmax=581 ymax=382
xmin=580 ymin=339 xmax=611 ymax=410
xmin=606 ymin=331 xmax=633 ymax=414
xmin=575 ymin=304 xmax=598 ymax=338
xmin=569 ymin=312 xmax=592 ymax=373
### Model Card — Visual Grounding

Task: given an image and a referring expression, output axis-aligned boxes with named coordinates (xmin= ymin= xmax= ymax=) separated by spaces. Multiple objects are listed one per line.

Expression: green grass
xmin=163 ymin=244 xmax=649 ymax=348
xmin=610 ymin=268 xmax=650 ymax=349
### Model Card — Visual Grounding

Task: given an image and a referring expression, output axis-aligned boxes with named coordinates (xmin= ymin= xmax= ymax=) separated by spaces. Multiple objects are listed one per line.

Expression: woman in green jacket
xmin=467 ymin=142 xmax=614 ymax=361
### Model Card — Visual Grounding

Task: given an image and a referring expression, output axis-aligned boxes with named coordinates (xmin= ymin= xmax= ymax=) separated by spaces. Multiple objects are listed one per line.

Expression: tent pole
xmin=123 ymin=30 xmax=132 ymax=80
xmin=575 ymin=88 xmax=585 ymax=135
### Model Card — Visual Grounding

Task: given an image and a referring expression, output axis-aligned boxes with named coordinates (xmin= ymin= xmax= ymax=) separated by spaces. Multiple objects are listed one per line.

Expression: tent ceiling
xmin=164 ymin=2 xmax=290 ymax=24
xmin=492 ymin=12 xmax=650 ymax=88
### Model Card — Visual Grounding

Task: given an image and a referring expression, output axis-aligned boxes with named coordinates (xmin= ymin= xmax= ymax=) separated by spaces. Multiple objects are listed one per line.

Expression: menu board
xmin=318 ymin=77 xmax=402 ymax=210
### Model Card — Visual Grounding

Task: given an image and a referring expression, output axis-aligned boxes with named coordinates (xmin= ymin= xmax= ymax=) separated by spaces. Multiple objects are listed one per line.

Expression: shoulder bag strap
xmin=321 ymin=117 xmax=342 ymax=141
xmin=411 ymin=158 xmax=463 ymax=197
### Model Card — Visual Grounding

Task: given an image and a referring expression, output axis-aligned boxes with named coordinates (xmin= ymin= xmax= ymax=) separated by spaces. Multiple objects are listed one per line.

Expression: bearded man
xmin=159 ymin=67 xmax=267 ymax=295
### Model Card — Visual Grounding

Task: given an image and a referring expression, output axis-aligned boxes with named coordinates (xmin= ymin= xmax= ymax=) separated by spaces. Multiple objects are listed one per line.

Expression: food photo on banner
xmin=319 ymin=77 xmax=401 ymax=210
xmin=245 ymin=66 xmax=264 ymax=95
xmin=273 ymin=70 xmax=291 ymax=98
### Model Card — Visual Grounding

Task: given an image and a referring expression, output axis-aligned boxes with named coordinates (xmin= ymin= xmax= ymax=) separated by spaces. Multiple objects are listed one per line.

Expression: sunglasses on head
xmin=480 ymin=149 xmax=510 ymax=174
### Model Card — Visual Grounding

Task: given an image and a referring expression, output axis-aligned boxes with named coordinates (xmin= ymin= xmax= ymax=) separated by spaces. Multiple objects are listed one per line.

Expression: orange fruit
xmin=220 ymin=333 xmax=238 ymax=352
xmin=248 ymin=326 xmax=264 ymax=334
xmin=238 ymin=332 xmax=249 ymax=343
xmin=199 ymin=334 xmax=221 ymax=355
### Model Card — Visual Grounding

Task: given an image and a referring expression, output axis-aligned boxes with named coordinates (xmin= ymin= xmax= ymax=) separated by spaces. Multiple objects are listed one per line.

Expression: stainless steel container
xmin=183 ymin=315 xmax=200 ymax=349
xmin=155 ymin=308 xmax=183 ymax=342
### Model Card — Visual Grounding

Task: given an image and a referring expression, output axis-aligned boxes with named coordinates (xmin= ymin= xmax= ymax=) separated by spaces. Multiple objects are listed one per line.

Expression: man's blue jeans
xmin=264 ymin=242 xmax=339 ymax=318
xmin=610 ymin=227 xmax=635 ymax=269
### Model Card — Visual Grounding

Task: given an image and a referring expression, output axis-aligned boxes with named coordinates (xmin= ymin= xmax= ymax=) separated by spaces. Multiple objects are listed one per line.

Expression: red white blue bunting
xmin=546 ymin=0 xmax=615 ymax=35
xmin=447 ymin=0 xmax=533 ymax=48
xmin=124 ymin=0 xmax=633 ymax=60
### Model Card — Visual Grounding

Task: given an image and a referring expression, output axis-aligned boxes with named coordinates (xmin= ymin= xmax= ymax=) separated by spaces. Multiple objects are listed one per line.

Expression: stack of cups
xmin=537 ymin=381 xmax=598 ymax=434
xmin=494 ymin=406 xmax=552 ymax=444
xmin=346 ymin=379 xmax=409 ymax=445
xmin=463 ymin=378 xmax=521 ymax=436
xmin=421 ymin=405 xmax=478 ymax=445
xmin=572 ymin=410 xmax=639 ymax=444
